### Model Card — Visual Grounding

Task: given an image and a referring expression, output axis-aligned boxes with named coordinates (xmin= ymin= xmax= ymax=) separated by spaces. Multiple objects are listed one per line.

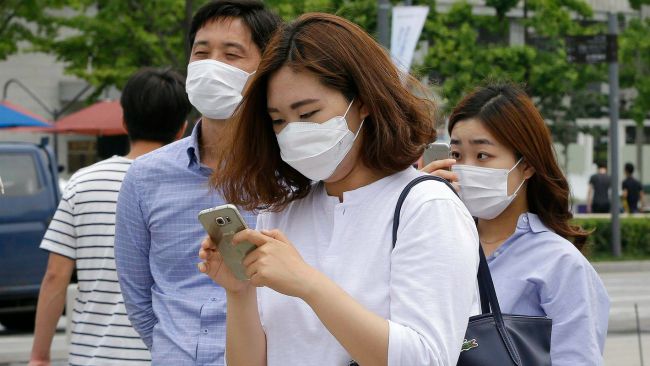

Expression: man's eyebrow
xmin=192 ymin=40 xmax=209 ymax=47
xmin=222 ymin=41 xmax=247 ymax=53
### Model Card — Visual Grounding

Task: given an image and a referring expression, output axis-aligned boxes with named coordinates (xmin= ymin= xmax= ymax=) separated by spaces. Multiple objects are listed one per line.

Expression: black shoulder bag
xmin=392 ymin=175 xmax=552 ymax=366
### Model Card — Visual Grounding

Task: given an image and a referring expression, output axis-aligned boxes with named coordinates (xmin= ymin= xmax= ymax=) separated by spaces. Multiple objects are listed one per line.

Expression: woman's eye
xmin=299 ymin=110 xmax=318 ymax=120
xmin=450 ymin=151 xmax=461 ymax=159
xmin=226 ymin=53 xmax=242 ymax=59
xmin=477 ymin=152 xmax=490 ymax=160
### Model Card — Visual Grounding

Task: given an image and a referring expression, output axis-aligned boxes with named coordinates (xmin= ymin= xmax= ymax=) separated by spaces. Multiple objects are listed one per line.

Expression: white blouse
xmin=256 ymin=168 xmax=480 ymax=365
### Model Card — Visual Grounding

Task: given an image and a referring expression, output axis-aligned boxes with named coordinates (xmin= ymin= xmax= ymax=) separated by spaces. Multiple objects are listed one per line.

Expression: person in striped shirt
xmin=29 ymin=68 xmax=191 ymax=366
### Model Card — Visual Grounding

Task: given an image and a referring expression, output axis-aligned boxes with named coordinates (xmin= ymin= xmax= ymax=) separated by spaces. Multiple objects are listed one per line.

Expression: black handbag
xmin=392 ymin=175 xmax=553 ymax=366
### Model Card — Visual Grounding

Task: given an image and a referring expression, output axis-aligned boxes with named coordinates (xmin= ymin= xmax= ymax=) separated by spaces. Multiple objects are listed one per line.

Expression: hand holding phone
xmin=420 ymin=142 xmax=459 ymax=190
xmin=422 ymin=142 xmax=451 ymax=166
xmin=198 ymin=204 xmax=257 ymax=280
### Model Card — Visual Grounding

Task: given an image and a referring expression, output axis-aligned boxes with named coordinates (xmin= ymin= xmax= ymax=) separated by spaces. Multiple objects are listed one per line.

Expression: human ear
xmin=521 ymin=158 xmax=535 ymax=180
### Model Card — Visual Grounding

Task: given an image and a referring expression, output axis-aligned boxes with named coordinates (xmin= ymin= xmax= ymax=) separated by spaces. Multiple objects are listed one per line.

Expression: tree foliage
xmin=27 ymin=0 xmax=214 ymax=91
xmin=620 ymin=17 xmax=650 ymax=125
xmin=0 ymin=0 xmax=57 ymax=61
xmin=629 ymin=0 xmax=650 ymax=10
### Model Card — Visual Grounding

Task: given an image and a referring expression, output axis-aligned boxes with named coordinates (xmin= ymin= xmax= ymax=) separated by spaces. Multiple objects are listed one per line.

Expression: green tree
xmin=620 ymin=16 xmax=650 ymax=182
xmin=25 ymin=0 xmax=380 ymax=96
xmin=629 ymin=0 xmax=650 ymax=10
xmin=0 ymin=0 xmax=56 ymax=60
xmin=417 ymin=0 xmax=606 ymax=171
xmin=31 ymin=0 xmax=213 ymax=94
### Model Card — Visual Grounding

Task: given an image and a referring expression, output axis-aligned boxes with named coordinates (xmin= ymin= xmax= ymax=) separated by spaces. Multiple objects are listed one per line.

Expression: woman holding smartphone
xmin=422 ymin=83 xmax=610 ymax=365
xmin=198 ymin=13 xmax=480 ymax=366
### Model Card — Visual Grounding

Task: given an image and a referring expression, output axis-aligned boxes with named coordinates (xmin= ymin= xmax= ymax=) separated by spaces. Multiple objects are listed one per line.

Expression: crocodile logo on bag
xmin=461 ymin=338 xmax=479 ymax=352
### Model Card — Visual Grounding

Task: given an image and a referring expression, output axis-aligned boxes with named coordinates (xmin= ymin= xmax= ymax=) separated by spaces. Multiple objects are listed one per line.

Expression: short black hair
xmin=596 ymin=161 xmax=607 ymax=169
xmin=625 ymin=162 xmax=635 ymax=175
xmin=120 ymin=68 xmax=191 ymax=144
xmin=189 ymin=0 xmax=282 ymax=53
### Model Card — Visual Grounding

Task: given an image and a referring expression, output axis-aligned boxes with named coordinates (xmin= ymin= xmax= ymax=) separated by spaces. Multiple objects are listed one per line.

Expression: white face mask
xmin=452 ymin=158 xmax=526 ymax=220
xmin=186 ymin=59 xmax=253 ymax=119
xmin=276 ymin=99 xmax=364 ymax=181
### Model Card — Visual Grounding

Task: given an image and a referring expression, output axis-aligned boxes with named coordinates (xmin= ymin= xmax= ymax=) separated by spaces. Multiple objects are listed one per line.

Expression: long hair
xmin=448 ymin=83 xmax=589 ymax=250
xmin=212 ymin=13 xmax=436 ymax=211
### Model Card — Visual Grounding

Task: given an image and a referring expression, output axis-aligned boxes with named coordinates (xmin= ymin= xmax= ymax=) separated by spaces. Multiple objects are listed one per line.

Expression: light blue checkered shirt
xmin=115 ymin=122 xmax=256 ymax=365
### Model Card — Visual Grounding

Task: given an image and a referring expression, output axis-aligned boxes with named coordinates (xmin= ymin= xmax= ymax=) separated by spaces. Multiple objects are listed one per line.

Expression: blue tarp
xmin=0 ymin=102 xmax=51 ymax=128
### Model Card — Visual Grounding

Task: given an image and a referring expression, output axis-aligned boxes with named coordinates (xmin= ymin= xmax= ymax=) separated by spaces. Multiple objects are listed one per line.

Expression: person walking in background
xmin=622 ymin=162 xmax=644 ymax=213
xmin=114 ymin=1 xmax=282 ymax=364
xmin=29 ymin=68 xmax=191 ymax=366
xmin=588 ymin=162 xmax=611 ymax=213
xmin=423 ymin=83 xmax=610 ymax=365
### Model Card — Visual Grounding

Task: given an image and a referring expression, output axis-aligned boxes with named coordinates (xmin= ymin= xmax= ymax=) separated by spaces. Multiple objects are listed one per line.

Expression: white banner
xmin=390 ymin=6 xmax=429 ymax=73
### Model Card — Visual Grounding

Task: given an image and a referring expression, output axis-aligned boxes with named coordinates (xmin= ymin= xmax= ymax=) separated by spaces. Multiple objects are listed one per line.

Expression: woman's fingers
xmin=260 ymin=229 xmax=289 ymax=243
xmin=233 ymin=229 xmax=270 ymax=247
xmin=421 ymin=158 xmax=456 ymax=174
xmin=201 ymin=236 xmax=218 ymax=250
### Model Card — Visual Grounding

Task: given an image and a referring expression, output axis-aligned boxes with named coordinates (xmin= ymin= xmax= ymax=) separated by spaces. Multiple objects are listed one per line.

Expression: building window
xmin=625 ymin=126 xmax=650 ymax=144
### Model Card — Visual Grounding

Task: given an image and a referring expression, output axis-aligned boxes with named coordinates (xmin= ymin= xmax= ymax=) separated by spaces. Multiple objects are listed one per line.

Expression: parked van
xmin=0 ymin=140 xmax=60 ymax=330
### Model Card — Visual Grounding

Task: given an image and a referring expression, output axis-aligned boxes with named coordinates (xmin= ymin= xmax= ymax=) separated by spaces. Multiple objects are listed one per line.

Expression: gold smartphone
xmin=198 ymin=204 xmax=256 ymax=280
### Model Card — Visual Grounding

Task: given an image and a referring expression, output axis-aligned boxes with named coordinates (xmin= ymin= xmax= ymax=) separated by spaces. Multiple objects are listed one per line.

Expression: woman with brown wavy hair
xmin=424 ymin=83 xmax=610 ymax=365
xmin=197 ymin=12 xmax=480 ymax=366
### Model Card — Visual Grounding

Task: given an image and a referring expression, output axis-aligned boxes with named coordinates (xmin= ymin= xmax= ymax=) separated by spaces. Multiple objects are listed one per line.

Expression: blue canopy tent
xmin=0 ymin=101 xmax=51 ymax=128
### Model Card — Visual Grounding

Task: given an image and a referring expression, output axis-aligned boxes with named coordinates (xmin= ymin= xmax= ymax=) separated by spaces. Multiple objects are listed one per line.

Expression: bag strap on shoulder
xmin=391 ymin=174 xmax=522 ymax=365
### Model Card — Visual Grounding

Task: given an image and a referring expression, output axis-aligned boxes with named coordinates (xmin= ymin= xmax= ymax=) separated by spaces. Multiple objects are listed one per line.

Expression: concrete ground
xmin=1 ymin=261 xmax=648 ymax=365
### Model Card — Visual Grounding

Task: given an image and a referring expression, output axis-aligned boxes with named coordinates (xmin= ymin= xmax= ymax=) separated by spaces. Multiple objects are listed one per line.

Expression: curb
xmin=592 ymin=260 xmax=650 ymax=273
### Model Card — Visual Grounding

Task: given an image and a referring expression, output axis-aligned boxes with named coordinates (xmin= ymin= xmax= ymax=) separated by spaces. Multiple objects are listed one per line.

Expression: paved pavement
xmin=1 ymin=261 xmax=648 ymax=365
xmin=594 ymin=261 xmax=650 ymax=334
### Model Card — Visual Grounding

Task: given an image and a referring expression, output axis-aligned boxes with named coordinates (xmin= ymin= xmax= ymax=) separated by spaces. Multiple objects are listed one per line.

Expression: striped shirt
xmin=40 ymin=156 xmax=151 ymax=365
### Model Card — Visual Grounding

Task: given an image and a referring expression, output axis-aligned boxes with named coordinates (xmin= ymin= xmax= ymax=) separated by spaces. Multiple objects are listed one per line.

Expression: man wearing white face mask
xmin=114 ymin=2 xmax=282 ymax=365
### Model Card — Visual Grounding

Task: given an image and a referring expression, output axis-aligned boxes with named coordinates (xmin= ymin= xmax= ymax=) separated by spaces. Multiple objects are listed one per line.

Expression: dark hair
xmin=212 ymin=13 xmax=436 ymax=211
xmin=120 ymin=68 xmax=191 ymax=144
xmin=189 ymin=0 xmax=282 ymax=53
xmin=597 ymin=161 xmax=607 ymax=169
xmin=625 ymin=162 xmax=634 ymax=175
xmin=448 ymin=83 xmax=589 ymax=250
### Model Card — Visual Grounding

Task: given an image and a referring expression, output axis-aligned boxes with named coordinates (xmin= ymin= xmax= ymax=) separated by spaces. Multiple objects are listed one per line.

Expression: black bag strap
xmin=391 ymin=175 xmax=489 ymax=313
xmin=392 ymin=174 xmax=522 ymax=365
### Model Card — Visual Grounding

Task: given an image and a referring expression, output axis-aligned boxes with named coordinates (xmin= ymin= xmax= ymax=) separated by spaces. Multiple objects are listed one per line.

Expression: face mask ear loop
xmin=352 ymin=119 xmax=365 ymax=138
xmin=508 ymin=157 xmax=527 ymax=197
xmin=508 ymin=157 xmax=525 ymax=173
xmin=342 ymin=98 xmax=355 ymax=119
xmin=510 ymin=177 xmax=527 ymax=198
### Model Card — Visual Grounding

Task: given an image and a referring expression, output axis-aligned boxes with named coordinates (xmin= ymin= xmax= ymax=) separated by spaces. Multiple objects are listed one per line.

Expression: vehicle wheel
xmin=0 ymin=312 xmax=36 ymax=332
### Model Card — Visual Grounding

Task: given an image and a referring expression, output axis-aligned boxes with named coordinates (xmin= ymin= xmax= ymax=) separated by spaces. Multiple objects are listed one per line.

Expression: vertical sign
xmin=390 ymin=6 xmax=429 ymax=73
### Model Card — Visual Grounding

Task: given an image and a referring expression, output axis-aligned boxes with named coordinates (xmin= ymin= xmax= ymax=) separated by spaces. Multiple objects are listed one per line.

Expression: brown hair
xmin=213 ymin=13 xmax=436 ymax=211
xmin=448 ymin=83 xmax=589 ymax=250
